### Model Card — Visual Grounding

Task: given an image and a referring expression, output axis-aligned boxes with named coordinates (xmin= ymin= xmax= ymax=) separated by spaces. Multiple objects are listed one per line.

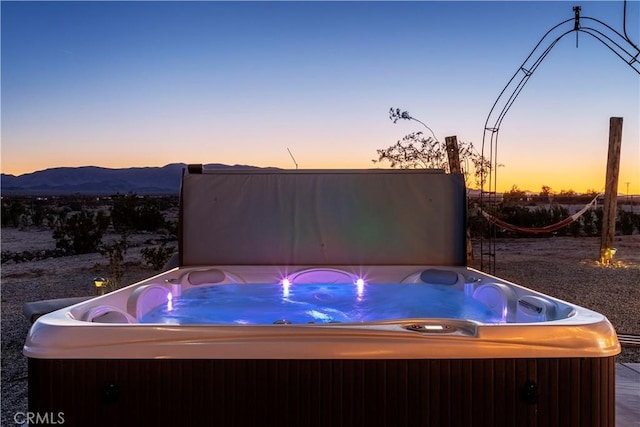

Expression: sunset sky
xmin=2 ymin=1 xmax=638 ymax=194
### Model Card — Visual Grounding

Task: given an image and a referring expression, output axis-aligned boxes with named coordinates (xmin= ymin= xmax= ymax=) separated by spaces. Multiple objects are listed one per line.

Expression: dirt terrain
xmin=1 ymin=229 xmax=639 ymax=425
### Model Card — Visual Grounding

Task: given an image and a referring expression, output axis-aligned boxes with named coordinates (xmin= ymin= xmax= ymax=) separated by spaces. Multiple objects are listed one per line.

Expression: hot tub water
xmin=139 ymin=283 xmax=503 ymax=325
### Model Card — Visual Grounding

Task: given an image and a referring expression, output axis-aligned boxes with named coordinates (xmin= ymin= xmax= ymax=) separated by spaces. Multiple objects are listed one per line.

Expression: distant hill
xmin=1 ymin=163 xmax=272 ymax=195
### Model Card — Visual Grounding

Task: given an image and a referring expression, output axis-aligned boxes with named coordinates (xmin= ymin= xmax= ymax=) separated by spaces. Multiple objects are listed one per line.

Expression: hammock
xmin=481 ymin=194 xmax=600 ymax=235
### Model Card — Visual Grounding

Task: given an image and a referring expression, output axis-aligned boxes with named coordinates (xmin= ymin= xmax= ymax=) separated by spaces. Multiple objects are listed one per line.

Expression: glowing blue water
xmin=139 ymin=283 xmax=502 ymax=325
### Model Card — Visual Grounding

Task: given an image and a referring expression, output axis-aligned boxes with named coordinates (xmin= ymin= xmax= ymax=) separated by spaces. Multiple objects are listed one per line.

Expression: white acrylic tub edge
xmin=23 ymin=265 xmax=621 ymax=359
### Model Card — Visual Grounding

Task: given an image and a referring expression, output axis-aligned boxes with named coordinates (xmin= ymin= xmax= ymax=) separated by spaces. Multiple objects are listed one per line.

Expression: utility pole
xmin=600 ymin=117 xmax=623 ymax=265
xmin=626 ymin=182 xmax=630 ymax=205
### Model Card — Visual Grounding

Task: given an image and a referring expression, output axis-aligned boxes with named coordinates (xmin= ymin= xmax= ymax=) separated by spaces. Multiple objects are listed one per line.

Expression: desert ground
xmin=1 ymin=229 xmax=639 ymax=425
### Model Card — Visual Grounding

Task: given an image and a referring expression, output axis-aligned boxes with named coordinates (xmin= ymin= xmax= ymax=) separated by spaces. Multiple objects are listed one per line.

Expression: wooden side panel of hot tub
xmin=28 ymin=357 xmax=615 ymax=427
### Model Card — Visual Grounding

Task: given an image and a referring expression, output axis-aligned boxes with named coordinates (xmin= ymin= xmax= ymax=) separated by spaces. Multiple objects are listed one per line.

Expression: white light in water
xmin=167 ymin=292 xmax=173 ymax=311
xmin=424 ymin=325 xmax=444 ymax=330
xmin=355 ymin=278 xmax=365 ymax=299
xmin=282 ymin=278 xmax=290 ymax=298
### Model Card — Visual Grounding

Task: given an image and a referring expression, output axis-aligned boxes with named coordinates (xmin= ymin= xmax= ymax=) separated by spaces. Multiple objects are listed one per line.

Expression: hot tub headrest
xmin=419 ymin=269 xmax=460 ymax=285
xmin=186 ymin=269 xmax=227 ymax=285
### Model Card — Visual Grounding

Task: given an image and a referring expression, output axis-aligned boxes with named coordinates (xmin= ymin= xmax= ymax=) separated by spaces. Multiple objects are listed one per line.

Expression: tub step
xmin=618 ymin=333 xmax=640 ymax=348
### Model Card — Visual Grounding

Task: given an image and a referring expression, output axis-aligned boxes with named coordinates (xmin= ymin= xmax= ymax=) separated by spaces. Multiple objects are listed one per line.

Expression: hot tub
xmin=24 ymin=169 xmax=620 ymax=426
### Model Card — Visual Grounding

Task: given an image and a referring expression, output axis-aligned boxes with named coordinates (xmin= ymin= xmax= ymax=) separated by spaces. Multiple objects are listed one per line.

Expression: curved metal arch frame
xmin=479 ymin=7 xmax=640 ymax=273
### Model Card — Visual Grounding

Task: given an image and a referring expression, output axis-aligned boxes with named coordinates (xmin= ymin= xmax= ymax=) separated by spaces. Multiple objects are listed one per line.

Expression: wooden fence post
xmin=445 ymin=136 xmax=461 ymax=174
xmin=445 ymin=135 xmax=474 ymax=262
xmin=600 ymin=117 xmax=623 ymax=265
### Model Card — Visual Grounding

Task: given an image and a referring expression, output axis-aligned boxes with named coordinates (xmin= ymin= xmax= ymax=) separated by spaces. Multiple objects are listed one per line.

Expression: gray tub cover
xmin=179 ymin=168 xmax=466 ymax=266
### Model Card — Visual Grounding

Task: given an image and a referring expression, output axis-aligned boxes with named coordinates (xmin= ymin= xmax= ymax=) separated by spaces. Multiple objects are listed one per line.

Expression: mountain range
xmin=3 ymin=166 xmax=632 ymax=197
xmin=1 ymin=163 xmax=271 ymax=195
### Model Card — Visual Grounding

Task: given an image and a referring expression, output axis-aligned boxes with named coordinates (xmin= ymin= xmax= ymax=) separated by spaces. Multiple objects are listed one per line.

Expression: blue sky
xmin=2 ymin=1 xmax=638 ymax=193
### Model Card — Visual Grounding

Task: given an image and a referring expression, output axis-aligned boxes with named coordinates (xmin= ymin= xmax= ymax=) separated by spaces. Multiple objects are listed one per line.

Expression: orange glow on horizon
xmin=3 ymin=159 xmax=638 ymax=195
